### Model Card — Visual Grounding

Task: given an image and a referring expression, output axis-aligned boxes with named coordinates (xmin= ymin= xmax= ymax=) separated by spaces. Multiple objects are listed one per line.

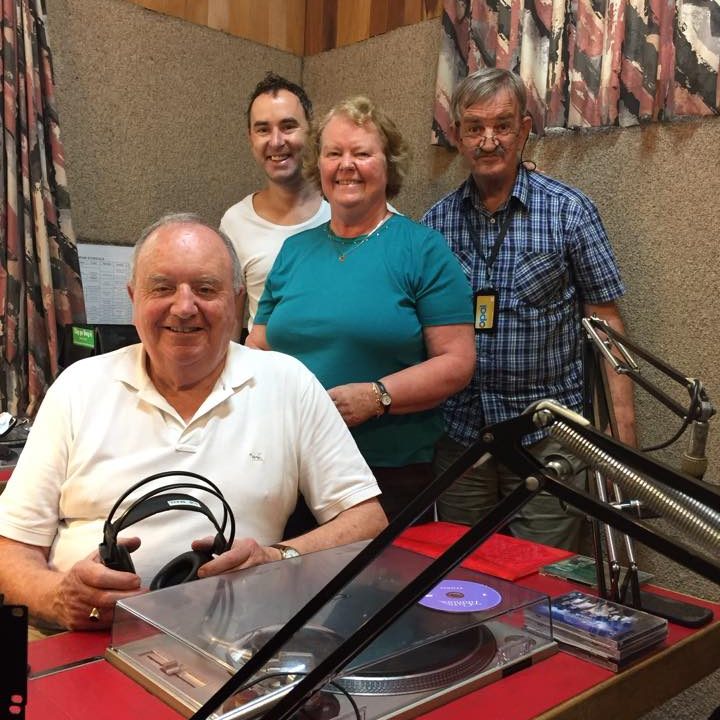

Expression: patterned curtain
xmin=0 ymin=0 xmax=85 ymax=417
xmin=432 ymin=0 xmax=720 ymax=143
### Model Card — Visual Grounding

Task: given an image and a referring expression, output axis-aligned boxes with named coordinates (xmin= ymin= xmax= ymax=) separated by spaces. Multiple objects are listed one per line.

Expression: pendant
xmin=338 ymin=255 xmax=345 ymax=262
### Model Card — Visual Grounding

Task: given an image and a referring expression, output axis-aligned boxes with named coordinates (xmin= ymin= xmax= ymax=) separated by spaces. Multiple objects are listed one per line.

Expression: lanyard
xmin=470 ymin=202 xmax=515 ymax=287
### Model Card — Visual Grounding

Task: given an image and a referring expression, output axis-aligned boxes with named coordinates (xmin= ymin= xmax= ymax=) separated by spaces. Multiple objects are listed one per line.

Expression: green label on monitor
xmin=72 ymin=326 xmax=95 ymax=349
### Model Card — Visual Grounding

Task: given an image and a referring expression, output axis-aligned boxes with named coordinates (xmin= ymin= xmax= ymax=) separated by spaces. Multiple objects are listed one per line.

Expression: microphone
xmin=681 ymin=420 xmax=711 ymax=482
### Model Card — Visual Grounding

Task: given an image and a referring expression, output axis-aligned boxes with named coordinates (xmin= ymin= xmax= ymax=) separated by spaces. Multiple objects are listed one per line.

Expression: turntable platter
xmin=225 ymin=622 xmax=498 ymax=698
xmin=337 ymin=625 xmax=498 ymax=695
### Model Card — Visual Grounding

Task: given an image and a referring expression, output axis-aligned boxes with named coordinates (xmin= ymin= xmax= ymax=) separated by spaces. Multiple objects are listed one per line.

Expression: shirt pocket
xmin=514 ymin=251 xmax=568 ymax=307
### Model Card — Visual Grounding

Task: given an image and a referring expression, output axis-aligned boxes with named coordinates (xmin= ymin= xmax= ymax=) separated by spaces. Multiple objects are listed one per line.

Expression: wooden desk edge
xmin=534 ymin=619 xmax=720 ymax=720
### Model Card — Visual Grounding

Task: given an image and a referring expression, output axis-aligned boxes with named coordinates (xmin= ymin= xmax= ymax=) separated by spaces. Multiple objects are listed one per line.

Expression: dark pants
xmin=371 ymin=463 xmax=435 ymax=525
xmin=433 ymin=434 xmax=584 ymax=551
xmin=282 ymin=496 xmax=317 ymax=540
xmin=281 ymin=462 xmax=435 ymax=541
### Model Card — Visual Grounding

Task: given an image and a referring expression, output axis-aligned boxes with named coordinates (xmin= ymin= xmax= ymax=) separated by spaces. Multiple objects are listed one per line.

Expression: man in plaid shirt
xmin=422 ymin=68 xmax=636 ymax=550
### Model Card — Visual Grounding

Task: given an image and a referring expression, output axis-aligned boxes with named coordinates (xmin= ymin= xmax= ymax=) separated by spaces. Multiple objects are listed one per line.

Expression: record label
xmin=419 ymin=580 xmax=502 ymax=613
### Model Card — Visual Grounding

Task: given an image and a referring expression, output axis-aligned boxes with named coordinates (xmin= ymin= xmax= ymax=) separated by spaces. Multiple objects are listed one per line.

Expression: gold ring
xmin=88 ymin=607 xmax=101 ymax=621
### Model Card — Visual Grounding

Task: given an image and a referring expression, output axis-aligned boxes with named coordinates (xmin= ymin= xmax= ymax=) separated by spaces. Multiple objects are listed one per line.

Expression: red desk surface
xmin=25 ymin=529 xmax=720 ymax=720
xmin=27 ymin=588 xmax=719 ymax=720
xmin=29 ymin=661 xmax=179 ymax=720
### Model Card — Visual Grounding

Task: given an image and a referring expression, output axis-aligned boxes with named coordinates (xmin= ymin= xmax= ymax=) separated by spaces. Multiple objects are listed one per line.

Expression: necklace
xmin=332 ymin=233 xmax=370 ymax=262
xmin=327 ymin=214 xmax=390 ymax=262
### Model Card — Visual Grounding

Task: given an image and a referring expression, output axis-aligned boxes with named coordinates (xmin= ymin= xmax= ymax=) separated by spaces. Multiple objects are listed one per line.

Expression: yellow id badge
xmin=474 ymin=289 xmax=497 ymax=332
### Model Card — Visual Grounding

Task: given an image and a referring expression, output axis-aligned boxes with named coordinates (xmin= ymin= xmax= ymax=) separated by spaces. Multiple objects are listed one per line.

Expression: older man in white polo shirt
xmin=0 ymin=213 xmax=386 ymax=630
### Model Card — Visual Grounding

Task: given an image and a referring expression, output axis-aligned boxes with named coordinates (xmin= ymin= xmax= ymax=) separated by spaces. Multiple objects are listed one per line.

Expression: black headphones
xmin=99 ymin=470 xmax=236 ymax=591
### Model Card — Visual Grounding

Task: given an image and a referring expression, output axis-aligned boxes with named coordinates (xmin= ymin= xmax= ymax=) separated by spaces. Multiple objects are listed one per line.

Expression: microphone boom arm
xmin=583 ymin=316 xmax=715 ymax=427
xmin=198 ymin=399 xmax=720 ymax=720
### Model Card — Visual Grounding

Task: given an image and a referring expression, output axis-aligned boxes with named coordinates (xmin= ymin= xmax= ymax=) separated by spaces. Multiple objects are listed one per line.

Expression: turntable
xmin=107 ymin=542 xmax=555 ymax=719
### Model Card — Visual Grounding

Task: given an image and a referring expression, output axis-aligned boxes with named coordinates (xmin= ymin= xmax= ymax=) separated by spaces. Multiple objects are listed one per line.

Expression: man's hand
xmin=194 ymin=536 xmax=280 ymax=578
xmin=193 ymin=498 xmax=387 ymax=580
xmin=51 ymin=537 xmax=143 ymax=630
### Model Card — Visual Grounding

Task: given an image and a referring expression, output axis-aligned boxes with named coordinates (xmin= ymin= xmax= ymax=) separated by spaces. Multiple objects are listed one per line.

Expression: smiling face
xmin=128 ymin=223 xmax=239 ymax=390
xmin=248 ymin=89 xmax=310 ymax=187
xmin=318 ymin=114 xmax=388 ymax=220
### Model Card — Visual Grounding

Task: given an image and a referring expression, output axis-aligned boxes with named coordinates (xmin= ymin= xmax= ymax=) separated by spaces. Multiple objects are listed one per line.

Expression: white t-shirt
xmin=220 ymin=195 xmax=331 ymax=329
xmin=0 ymin=343 xmax=379 ymax=584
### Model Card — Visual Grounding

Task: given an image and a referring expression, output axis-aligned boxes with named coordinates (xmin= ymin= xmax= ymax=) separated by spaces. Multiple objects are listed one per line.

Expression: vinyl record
xmin=419 ymin=579 xmax=502 ymax=613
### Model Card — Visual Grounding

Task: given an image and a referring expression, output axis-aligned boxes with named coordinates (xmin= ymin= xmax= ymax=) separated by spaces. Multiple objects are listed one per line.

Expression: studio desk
xmin=25 ymin=523 xmax=720 ymax=720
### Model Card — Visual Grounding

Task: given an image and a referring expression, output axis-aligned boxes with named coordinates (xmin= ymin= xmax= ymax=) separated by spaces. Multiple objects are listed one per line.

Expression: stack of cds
xmin=525 ymin=590 xmax=668 ymax=671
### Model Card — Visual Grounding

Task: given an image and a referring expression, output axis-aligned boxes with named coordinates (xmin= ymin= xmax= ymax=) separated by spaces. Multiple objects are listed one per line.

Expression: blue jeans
xmin=433 ymin=434 xmax=584 ymax=551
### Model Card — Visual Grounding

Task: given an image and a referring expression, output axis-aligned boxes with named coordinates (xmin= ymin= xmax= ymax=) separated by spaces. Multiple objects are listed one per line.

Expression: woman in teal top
xmin=249 ymin=96 xmax=475 ymax=521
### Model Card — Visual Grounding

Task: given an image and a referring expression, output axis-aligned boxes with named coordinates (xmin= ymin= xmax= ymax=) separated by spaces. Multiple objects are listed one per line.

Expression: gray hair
xmin=129 ymin=213 xmax=243 ymax=292
xmin=451 ymin=68 xmax=528 ymax=124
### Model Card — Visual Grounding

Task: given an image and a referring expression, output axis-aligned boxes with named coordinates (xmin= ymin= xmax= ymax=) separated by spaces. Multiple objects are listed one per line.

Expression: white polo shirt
xmin=0 ymin=343 xmax=379 ymax=583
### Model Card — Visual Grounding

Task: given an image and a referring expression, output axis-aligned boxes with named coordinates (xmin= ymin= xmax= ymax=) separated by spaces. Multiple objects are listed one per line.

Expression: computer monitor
xmin=59 ymin=323 xmax=139 ymax=368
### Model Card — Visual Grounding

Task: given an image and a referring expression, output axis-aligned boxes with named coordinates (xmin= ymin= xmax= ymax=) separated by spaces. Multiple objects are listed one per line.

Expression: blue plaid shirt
xmin=422 ymin=167 xmax=625 ymax=446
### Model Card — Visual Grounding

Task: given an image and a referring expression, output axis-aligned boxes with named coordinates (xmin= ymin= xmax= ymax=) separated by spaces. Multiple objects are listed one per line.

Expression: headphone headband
xmin=107 ymin=470 xmax=226 ymax=520
xmin=100 ymin=471 xmax=236 ymax=590
xmin=106 ymin=479 xmax=235 ymax=549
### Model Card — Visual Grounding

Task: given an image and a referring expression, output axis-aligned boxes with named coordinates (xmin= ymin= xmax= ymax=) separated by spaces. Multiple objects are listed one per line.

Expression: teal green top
xmin=255 ymin=213 xmax=473 ymax=466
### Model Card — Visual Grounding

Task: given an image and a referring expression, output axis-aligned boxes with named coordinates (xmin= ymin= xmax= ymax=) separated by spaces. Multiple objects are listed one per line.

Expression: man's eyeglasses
xmin=458 ymin=121 xmax=519 ymax=147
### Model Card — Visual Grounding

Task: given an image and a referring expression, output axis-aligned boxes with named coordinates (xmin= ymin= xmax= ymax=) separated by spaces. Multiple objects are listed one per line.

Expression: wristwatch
xmin=374 ymin=380 xmax=392 ymax=414
xmin=271 ymin=543 xmax=300 ymax=560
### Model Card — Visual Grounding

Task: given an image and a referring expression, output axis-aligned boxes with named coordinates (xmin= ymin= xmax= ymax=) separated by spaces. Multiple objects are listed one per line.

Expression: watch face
xmin=380 ymin=395 xmax=392 ymax=406
xmin=274 ymin=544 xmax=300 ymax=559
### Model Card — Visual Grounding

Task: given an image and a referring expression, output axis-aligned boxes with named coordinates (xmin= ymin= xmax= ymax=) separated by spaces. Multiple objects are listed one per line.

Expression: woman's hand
xmin=328 ymin=383 xmax=381 ymax=427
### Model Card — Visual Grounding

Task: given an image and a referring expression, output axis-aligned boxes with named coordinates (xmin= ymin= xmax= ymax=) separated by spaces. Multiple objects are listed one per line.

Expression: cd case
xmin=107 ymin=542 xmax=556 ymax=719
xmin=540 ymin=554 xmax=653 ymax=587
xmin=525 ymin=590 xmax=668 ymax=669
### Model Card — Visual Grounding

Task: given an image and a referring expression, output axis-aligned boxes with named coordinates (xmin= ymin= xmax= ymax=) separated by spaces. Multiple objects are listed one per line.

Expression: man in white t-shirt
xmin=220 ymin=73 xmax=330 ymax=332
xmin=0 ymin=214 xmax=386 ymax=631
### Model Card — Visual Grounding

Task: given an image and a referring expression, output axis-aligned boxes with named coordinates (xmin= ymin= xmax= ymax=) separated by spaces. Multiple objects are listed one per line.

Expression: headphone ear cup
xmin=149 ymin=550 xmax=213 ymax=591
